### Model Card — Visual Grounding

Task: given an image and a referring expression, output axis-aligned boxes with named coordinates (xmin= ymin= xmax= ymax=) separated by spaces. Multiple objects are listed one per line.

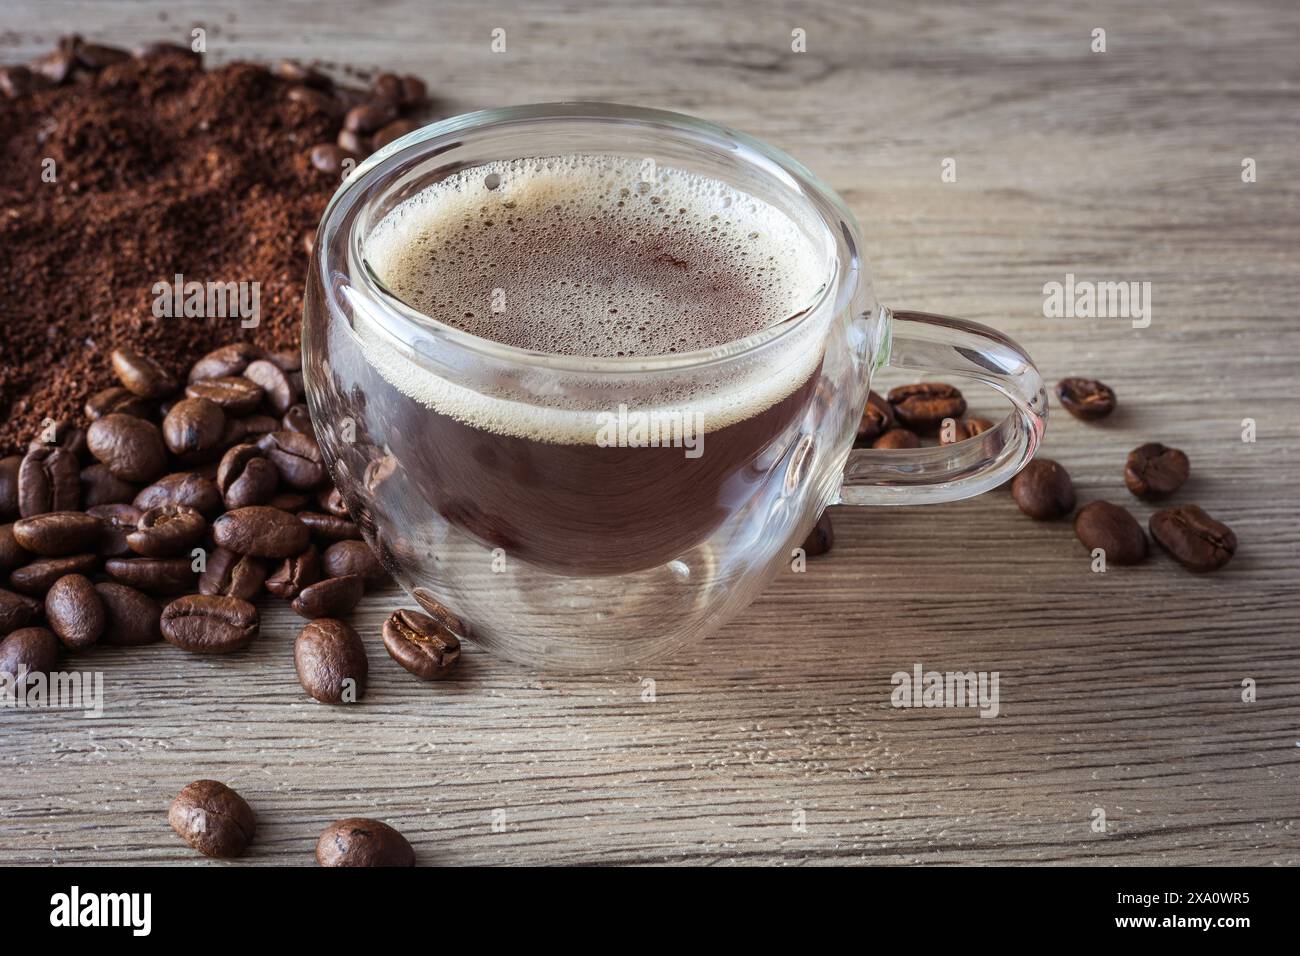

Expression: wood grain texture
xmin=1 ymin=0 xmax=1298 ymax=865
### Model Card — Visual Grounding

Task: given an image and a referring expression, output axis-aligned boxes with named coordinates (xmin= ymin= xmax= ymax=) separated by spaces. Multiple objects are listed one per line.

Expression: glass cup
xmin=302 ymin=103 xmax=1047 ymax=670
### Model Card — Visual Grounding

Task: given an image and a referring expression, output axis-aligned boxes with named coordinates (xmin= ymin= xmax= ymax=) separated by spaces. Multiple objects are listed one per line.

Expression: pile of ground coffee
xmin=0 ymin=38 xmax=421 ymax=453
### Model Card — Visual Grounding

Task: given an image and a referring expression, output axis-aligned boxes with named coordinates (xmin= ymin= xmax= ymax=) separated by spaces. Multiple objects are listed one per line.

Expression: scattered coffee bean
xmin=135 ymin=471 xmax=223 ymax=517
xmin=282 ymin=404 xmax=313 ymax=435
xmin=199 ymin=547 xmax=268 ymax=601
xmin=243 ymin=360 xmax=296 ymax=415
xmin=940 ymin=416 xmax=995 ymax=445
xmin=87 ymin=414 xmax=168 ymax=483
xmin=0 ymin=627 xmax=59 ymax=687
xmin=28 ymin=424 xmax=88 ymax=462
xmin=169 ymin=780 xmax=255 ymax=858
xmin=0 ymin=456 xmax=21 ymax=518
xmin=371 ymin=118 xmax=420 ymax=151
xmin=0 ymin=525 xmax=29 ymax=575
xmin=9 ymin=554 xmax=99 ymax=596
xmin=88 ymin=503 xmax=143 ymax=556
xmin=316 ymin=486 xmax=349 ymax=517
xmin=316 ymin=818 xmax=415 ymax=867
xmin=185 ymin=376 xmax=265 ymax=415
xmin=162 ymin=398 xmax=227 ymax=460
xmin=382 ymin=609 xmax=460 ymax=680
xmin=110 ymin=347 xmax=177 ymax=399
xmin=258 ymin=430 xmax=326 ymax=489
xmin=1074 ymin=501 xmax=1147 ymax=565
xmin=213 ymin=506 xmax=310 ymax=558
xmin=855 ymin=390 xmax=894 ymax=445
xmin=275 ymin=59 xmax=331 ymax=88
xmin=1056 ymin=377 xmax=1116 ymax=421
xmin=73 ymin=41 xmax=131 ymax=70
xmin=801 ymin=511 xmax=833 ymax=557
xmin=1011 ymin=459 xmax=1076 ymax=520
xmin=265 ymin=545 xmax=321 ymax=599
xmin=104 ymin=556 xmax=197 ymax=595
xmin=127 ymin=505 xmax=206 ymax=557
xmin=344 ymin=100 xmax=398 ymax=134
xmin=309 ymin=143 xmax=356 ymax=175
xmin=337 ymin=127 xmax=368 ymax=154
xmin=1124 ymin=443 xmax=1189 ymax=500
xmin=188 ymin=343 xmax=265 ymax=383
xmin=291 ymin=574 xmax=364 ymax=619
xmin=295 ymin=618 xmax=368 ymax=703
xmin=80 ymin=463 xmax=139 ymax=508
xmin=1150 ymin=505 xmax=1237 ymax=572
xmin=17 ymin=446 xmax=80 ymax=516
xmin=161 ymin=594 xmax=259 ymax=654
xmin=299 ymin=511 xmax=361 ymax=543
xmin=322 ymin=540 xmax=387 ymax=585
xmin=872 ymin=428 xmax=921 ymax=449
xmin=44 ymin=574 xmax=106 ymax=651
xmin=0 ymin=587 xmax=41 ymax=634
xmin=85 ymin=386 xmax=154 ymax=421
xmin=12 ymin=511 xmax=102 ymax=555
xmin=95 ymin=583 xmax=162 ymax=646
xmin=268 ymin=491 xmax=311 ymax=512
xmin=888 ymin=383 xmax=966 ymax=434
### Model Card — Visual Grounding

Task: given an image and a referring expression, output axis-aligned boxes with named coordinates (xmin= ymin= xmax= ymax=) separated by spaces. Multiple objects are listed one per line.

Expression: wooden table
xmin=2 ymin=0 xmax=1297 ymax=865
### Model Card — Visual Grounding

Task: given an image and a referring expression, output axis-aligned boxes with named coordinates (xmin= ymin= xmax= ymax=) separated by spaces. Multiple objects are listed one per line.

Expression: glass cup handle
xmin=837 ymin=308 xmax=1048 ymax=505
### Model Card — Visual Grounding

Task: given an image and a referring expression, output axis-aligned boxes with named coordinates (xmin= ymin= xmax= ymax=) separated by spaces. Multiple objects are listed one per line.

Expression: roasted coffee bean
xmin=291 ymin=574 xmax=364 ymax=619
xmin=169 ymin=780 xmax=255 ymax=858
xmin=1011 ymin=459 xmax=1076 ymax=520
xmin=316 ymin=486 xmax=349 ymax=517
xmin=9 ymin=554 xmax=99 ymax=596
xmin=299 ymin=511 xmax=361 ymax=543
xmin=295 ymin=618 xmax=368 ymax=703
xmin=282 ymin=404 xmax=313 ymax=434
xmin=887 ymin=383 xmax=966 ymax=434
xmin=940 ymin=416 xmax=995 ymax=445
xmin=127 ymin=505 xmax=206 ymax=557
xmin=87 ymin=414 xmax=168 ymax=482
xmin=188 ymin=343 xmax=265 ymax=383
xmin=337 ymin=127 xmax=368 ymax=154
xmin=258 ymin=430 xmax=326 ymax=489
xmin=1074 ymin=501 xmax=1147 ymax=565
xmin=95 ymin=582 xmax=162 ymax=645
xmin=268 ymin=491 xmax=311 ymax=512
xmin=162 ymin=397 xmax=226 ymax=460
xmin=0 ymin=587 xmax=41 ymax=634
xmin=133 ymin=41 xmax=202 ymax=63
xmin=382 ymin=609 xmax=460 ymax=680
xmin=399 ymin=74 xmax=427 ymax=107
xmin=322 ymin=540 xmax=387 ymax=585
xmin=344 ymin=100 xmax=398 ymax=134
xmin=371 ymin=118 xmax=420 ymax=151
xmin=855 ymin=390 xmax=895 ymax=445
xmin=87 ymin=503 xmax=141 ymax=556
xmin=185 ymin=376 xmax=264 ymax=415
xmin=12 ymin=511 xmax=101 ymax=556
xmin=363 ymin=456 xmax=397 ymax=494
xmin=276 ymin=59 xmax=331 ymax=88
xmin=110 ymin=347 xmax=177 ymax=399
xmin=0 ymin=627 xmax=58 ymax=686
xmin=28 ymin=423 xmax=89 ymax=463
xmin=161 ymin=594 xmax=259 ymax=653
xmin=85 ymin=386 xmax=154 ymax=421
xmin=199 ymin=548 xmax=268 ymax=601
xmin=265 ymin=545 xmax=321 ymax=599
xmin=1150 ymin=505 xmax=1237 ymax=572
xmin=73 ymin=42 xmax=130 ymax=70
xmin=80 ymin=463 xmax=139 ymax=508
xmin=801 ymin=511 xmax=833 ymax=557
xmin=216 ymin=444 xmax=279 ymax=510
xmin=242 ymin=359 xmax=296 ymax=415
xmin=0 ymin=525 xmax=29 ymax=575
xmin=309 ymin=143 xmax=357 ymax=175
xmin=269 ymin=349 xmax=302 ymax=372
xmin=0 ymin=455 xmax=21 ymax=518
xmin=288 ymin=84 xmax=346 ymax=118
xmin=238 ymin=414 xmax=280 ymax=440
xmin=371 ymin=71 xmax=404 ymax=103
xmin=17 ymin=446 xmax=80 ymax=516
xmin=871 ymin=428 xmax=921 ymax=450
xmin=316 ymin=818 xmax=415 ymax=867
xmin=1056 ymin=377 xmax=1116 ymax=421
xmin=213 ymin=506 xmax=310 ymax=558
xmin=134 ymin=472 xmax=223 ymax=517
xmin=1124 ymin=443 xmax=1189 ymax=501
xmin=104 ymin=557 xmax=197 ymax=595
xmin=44 ymin=574 xmax=105 ymax=651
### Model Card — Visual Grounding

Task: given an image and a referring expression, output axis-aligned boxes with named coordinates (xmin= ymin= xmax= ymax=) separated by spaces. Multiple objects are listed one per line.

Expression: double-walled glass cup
xmin=303 ymin=104 xmax=1047 ymax=670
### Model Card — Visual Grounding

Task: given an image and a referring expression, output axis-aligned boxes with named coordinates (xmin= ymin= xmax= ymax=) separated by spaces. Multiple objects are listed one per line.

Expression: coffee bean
xmin=294 ymin=618 xmax=368 ymax=702
xmin=344 ymin=100 xmax=398 ymax=134
xmin=242 ymin=359 xmax=296 ymax=415
xmin=382 ymin=609 xmax=460 ymax=680
xmin=316 ymin=486 xmax=349 ymax=517
xmin=276 ymin=59 xmax=331 ymax=88
xmin=801 ymin=511 xmax=833 ymax=557
xmin=1150 ymin=505 xmax=1237 ymax=572
xmin=161 ymin=594 xmax=259 ymax=653
xmin=265 ymin=545 xmax=321 ymax=599
xmin=9 ymin=554 xmax=99 ymax=596
xmin=1011 ymin=459 xmax=1075 ymax=520
xmin=85 ymin=386 xmax=154 ymax=421
xmin=0 ymin=524 xmax=29 ymax=575
xmin=887 ymin=383 xmax=966 ymax=434
xmin=282 ymin=404 xmax=313 ymax=435
xmin=74 ymin=42 xmax=131 ymax=70
xmin=95 ymin=582 xmax=162 ymax=645
xmin=940 ymin=416 xmax=996 ymax=445
xmin=0 ymin=627 xmax=58 ymax=687
xmin=110 ymin=347 xmax=177 ymax=399
xmin=188 ymin=343 xmax=266 ymax=383
xmin=299 ymin=511 xmax=361 ymax=544
xmin=31 ymin=50 xmax=75 ymax=85
xmin=855 ymin=390 xmax=895 ymax=445
xmin=80 ymin=463 xmax=139 ymax=508
xmin=1074 ymin=501 xmax=1147 ymax=565
xmin=169 ymin=780 xmax=256 ymax=858
xmin=337 ymin=127 xmax=368 ymax=154
xmin=162 ymin=397 xmax=226 ymax=461
xmin=195 ymin=548 xmax=264 ymax=601
xmin=87 ymin=503 xmax=141 ymax=557
xmin=258 ymin=430 xmax=326 ymax=489
xmin=371 ymin=118 xmax=420 ymax=151
xmin=0 ymin=587 xmax=41 ymax=634
xmin=28 ymin=423 xmax=89 ymax=463
xmin=0 ymin=65 xmax=38 ymax=98
xmin=104 ymin=556 xmax=197 ymax=595
xmin=309 ymin=143 xmax=357 ymax=175
xmin=268 ymin=491 xmax=311 ymax=512
xmin=133 ymin=41 xmax=202 ymax=63
xmin=316 ymin=818 xmax=415 ymax=867
xmin=133 ymin=472 xmax=222 ymax=518
xmin=216 ymin=444 xmax=280 ymax=510
xmin=399 ymin=74 xmax=427 ymax=107
xmin=44 ymin=574 xmax=105 ymax=651
xmin=127 ymin=505 xmax=206 ymax=557
xmin=871 ymin=428 xmax=921 ymax=449
xmin=1124 ymin=443 xmax=1189 ymax=501
xmin=370 ymin=72 xmax=404 ymax=103
xmin=0 ymin=455 xmax=21 ymax=518
xmin=185 ymin=376 xmax=264 ymax=415
xmin=213 ymin=506 xmax=310 ymax=558
xmin=87 ymin=414 xmax=168 ymax=483
xmin=268 ymin=350 xmax=302 ymax=373
xmin=291 ymin=574 xmax=364 ymax=619
xmin=322 ymin=540 xmax=388 ymax=585
xmin=18 ymin=446 xmax=80 ymax=516
xmin=12 ymin=511 xmax=101 ymax=556
xmin=1056 ymin=377 xmax=1116 ymax=421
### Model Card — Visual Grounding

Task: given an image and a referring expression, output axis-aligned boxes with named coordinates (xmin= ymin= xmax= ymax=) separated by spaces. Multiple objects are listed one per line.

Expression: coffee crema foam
xmin=356 ymin=154 xmax=830 ymax=444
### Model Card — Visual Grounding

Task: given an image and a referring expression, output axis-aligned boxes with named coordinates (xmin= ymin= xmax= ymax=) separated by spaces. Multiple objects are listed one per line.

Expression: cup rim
xmin=327 ymin=102 xmax=848 ymax=374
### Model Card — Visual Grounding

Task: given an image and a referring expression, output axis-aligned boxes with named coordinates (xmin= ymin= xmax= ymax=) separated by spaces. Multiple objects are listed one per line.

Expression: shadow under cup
xmin=302 ymin=105 xmax=875 ymax=668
